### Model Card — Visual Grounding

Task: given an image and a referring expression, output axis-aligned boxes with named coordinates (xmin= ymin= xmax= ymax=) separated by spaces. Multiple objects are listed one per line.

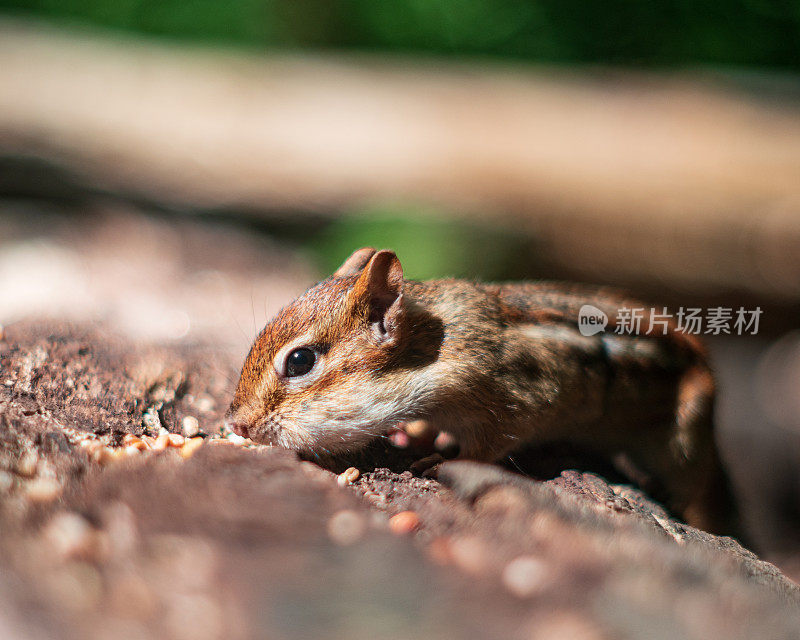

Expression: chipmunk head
xmin=225 ymin=248 xmax=430 ymax=455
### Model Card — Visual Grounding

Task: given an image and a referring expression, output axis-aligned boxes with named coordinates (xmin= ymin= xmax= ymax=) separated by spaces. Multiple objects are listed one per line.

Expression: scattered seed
xmin=26 ymin=477 xmax=61 ymax=502
xmin=181 ymin=416 xmax=200 ymax=438
xmin=195 ymin=395 xmax=216 ymax=414
xmin=327 ymin=510 xmax=366 ymax=545
xmin=389 ymin=511 xmax=421 ymax=535
xmin=0 ymin=471 xmax=14 ymax=493
xmin=15 ymin=451 xmax=38 ymax=477
xmin=337 ymin=467 xmax=360 ymax=487
xmin=152 ymin=434 xmax=170 ymax=451
xmin=404 ymin=420 xmax=434 ymax=440
xmin=179 ymin=437 xmax=204 ymax=459
xmin=434 ymin=431 xmax=460 ymax=459
xmin=226 ymin=433 xmax=246 ymax=446
xmin=44 ymin=512 xmax=95 ymax=559
xmin=168 ymin=433 xmax=185 ymax=447
xmin=502 ymin=556 xmax=550 ymax=598
xmin=90 ymin=446 xmax=113 ymax=465
xmin=448 ymin=536 xmax=489 ymax=575
xmin=123 ymin=436 xmax=147 ymax=451
xmin=427 ymin=537 xmax=454 ymax=565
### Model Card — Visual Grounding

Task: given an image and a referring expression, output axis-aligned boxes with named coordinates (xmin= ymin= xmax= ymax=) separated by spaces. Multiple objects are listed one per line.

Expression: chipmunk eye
xmin=285 ymin=347 xmax=316 ymax=377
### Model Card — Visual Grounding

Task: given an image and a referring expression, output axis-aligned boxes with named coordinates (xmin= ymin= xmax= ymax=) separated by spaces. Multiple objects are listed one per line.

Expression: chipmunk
xmin=227 ymin=247 xmax=739 ymax=536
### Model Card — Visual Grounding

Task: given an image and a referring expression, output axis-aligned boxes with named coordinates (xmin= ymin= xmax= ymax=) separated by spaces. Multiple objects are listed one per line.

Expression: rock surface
xmin=1 ymin=321 xmax=799 ymax=640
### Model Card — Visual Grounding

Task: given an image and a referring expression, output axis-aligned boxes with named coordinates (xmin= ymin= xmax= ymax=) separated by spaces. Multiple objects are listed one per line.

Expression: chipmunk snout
xmin=224 ymin=414 xmax=250 ymax=439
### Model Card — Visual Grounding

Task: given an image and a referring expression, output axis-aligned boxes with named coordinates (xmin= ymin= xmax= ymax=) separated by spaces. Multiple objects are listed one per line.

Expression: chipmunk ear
xmin=354 ymin=250 xmax=405 ymax=344
xmin=333 ymin=247 xmax=377 ymax=278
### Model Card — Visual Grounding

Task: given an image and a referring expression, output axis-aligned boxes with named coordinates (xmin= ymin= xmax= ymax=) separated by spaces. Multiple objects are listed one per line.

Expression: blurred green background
xmin=1 ymin=0 xmax=799 ymax=69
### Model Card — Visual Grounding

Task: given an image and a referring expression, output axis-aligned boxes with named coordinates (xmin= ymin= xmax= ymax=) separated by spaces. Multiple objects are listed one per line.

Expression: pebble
xmin=337 ymin=467 xmax=360 ymax=487
xmin=181 ymin=416 xmax=200 ymax=437
xmin=179 ymin=437 xmax=204 ymax=458
xmin=502 ymin=555 xmax=550 ymax=598
xmin=226 ymin=433 xmax=247 ymax=446
xmin=142 ymin=407 xmax=162 ymax=433
xmin=388 ymin=511 xmax=421 ymax=535
xmin=327 ymin=510 xmax=367 ymax=545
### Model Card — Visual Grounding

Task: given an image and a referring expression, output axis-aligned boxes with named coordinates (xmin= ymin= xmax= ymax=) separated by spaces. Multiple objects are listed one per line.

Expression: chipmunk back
xmin=227 ymin=247 xmax=739 ymax=536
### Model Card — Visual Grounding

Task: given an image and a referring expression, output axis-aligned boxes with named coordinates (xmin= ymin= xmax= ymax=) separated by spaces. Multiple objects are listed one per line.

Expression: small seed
xmin=502 ymin=556 xmax=550 ymax=598
xmin=179 ymin=437 xmax=204 ymax=458
xmin=90 ymin=446 xmax=113 ymax=465
xmin=122 ymin=436 xmax=147 ymax=451
xmin=389 ymin=511 xmax=421 ymax=535
xmin=16 ymin=451 xmax=38 ymax=477
xmin=167 ymin=433 xmax=185 ymax=447
xmin=125 ymin=445 xmax=142 ymax=457
xmin=26 ymin=478 xmax=61 ymax=502
xmin=82 ymin=441 xmax=102 ymax=455
xmin=181 ymin=416 xmax=200 ymax=438
xmin=152 ymin=434 xmax=170 ymax=451
xmin=337 ymin=467 xmax=360 ymax=487
xmin=44 ymin=512 xmax=94 ymax=559
xmin=404 ymin=420 xmax=434 ymax=440
xmin=388 ymin=430 xmax=410 ymax=449
xmin=226 ymin=433 xmax=246 ymax=446
xmin=195 ymin=394 xmax=216 ymax=414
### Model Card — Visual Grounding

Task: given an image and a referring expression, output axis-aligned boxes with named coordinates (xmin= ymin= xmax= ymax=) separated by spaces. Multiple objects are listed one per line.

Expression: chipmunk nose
xmin=224 ymin=414 xmax=250 ymax=440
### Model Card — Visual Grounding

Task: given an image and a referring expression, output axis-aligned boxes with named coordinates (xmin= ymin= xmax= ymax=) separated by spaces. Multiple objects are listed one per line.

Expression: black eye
xmin=285 ymin=347 xmax=316 ymax=377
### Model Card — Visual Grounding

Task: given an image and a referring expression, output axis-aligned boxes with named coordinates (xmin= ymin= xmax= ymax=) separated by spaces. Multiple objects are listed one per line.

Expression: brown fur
xmin=227 ymin=248 xmax=740 ymax=536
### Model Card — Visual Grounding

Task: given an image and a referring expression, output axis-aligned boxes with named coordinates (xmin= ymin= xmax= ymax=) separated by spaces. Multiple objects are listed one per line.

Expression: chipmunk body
xmin=227 ymin=248 xmax=738 ymax=535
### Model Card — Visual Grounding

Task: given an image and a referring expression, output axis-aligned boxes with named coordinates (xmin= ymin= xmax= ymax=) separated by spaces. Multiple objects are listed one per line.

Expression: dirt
xmin=1 ymin=318 xmax=799 ymax=640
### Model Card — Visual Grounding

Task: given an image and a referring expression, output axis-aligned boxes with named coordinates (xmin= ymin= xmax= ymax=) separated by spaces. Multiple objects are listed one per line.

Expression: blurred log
xmin=1 ymin=320 xmax=799 ymax=640
xmin=1 ymin=18 xmax=799 ymax=300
